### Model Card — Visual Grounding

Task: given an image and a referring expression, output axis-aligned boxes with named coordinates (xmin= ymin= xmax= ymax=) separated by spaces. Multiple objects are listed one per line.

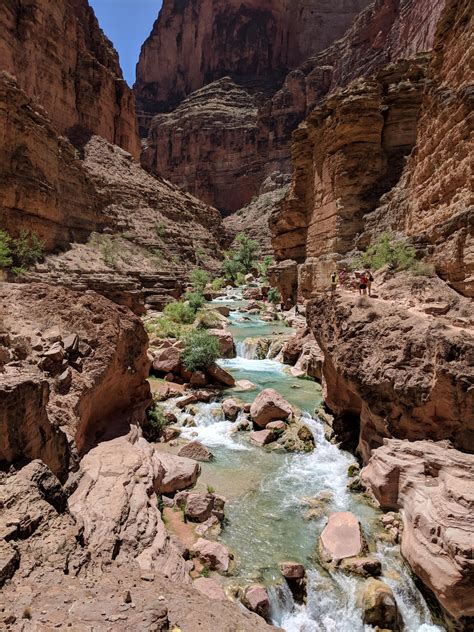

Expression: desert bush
xmin=0 ymin=230 xmax=13 ymax=268
xmin=189 ymin=268 xmax=210 ymax=292
xmin=256 ymin=255 xmax=274 ymax=278
xmin=211 ymin=277 xmax=226 ymax=291
xmin=221 ymin=257 xmax=244 ymax=283
xmin=185 ymin=291 xmax=205 ymax=313
xmin=356 ymin=232 xmax=416 ymax=271
xmin=164 ymin=301 xmax=195 ymax=324
xmin=195 ymin=309 xmax=221 ymax=329
xmin=268 ymin=287 xmax=281 ymax=304
xmin=145 ymin=316 xmax=184 ymax=339
xmin=181 ymin=329 xmax=220 ymax=372
xmin=101 ymin=238 xmax=119 ymax=268
xmin=145 ymin=402 xmax=169 ymax=441
xmin=233 ymin=233 xmax=259 ymax=273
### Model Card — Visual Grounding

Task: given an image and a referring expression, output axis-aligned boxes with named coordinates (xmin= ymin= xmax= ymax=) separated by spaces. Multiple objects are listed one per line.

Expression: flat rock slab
xmin=320 ymin=512 xmax=363 ymax=562
xmin=250 ymin=430 xmax=275 ymax=446
xmin=193 ymin=577 xmax=227 ymax=601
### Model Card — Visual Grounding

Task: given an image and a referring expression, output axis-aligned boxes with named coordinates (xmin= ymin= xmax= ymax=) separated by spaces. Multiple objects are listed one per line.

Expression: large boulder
xmin=319 ymin=512 xmax=363 ymax=564
xmin=190 ymin=539 xmax=232 ymax=573
xmin=152 ymin=344 xmax=182 ymax=374
xmin=177 ymin=441 xmax=213 ymax=462
xmin=209 ymin=329 xmax=236 ymax=358
xmin=222 ymin=398 xmax=243 ymax=421
xmin=360 ymin=579 xmax=401 ymax=630
xmin=154 ymin=452 xmax=201 ymax=494
xmin=193 ymin=577 xmax=227 ymax=601
xmin=207 ymin=363 xmax=236 ymax=387
xmin=250 ymin=388 xmax=292 ymax=428
xmin=241 ymin=585 xmax=270 ymax=620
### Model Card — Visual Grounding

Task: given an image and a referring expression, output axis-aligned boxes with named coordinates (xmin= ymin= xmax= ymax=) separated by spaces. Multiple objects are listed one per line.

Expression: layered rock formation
xmin=0 ymin=0 xmax=140 ymax=159
xmin=362 ymin=439 xmax=474 ymax=622
xmin=0 ymin=282 xmax=151 ymax=478
xmin=135 ymin=0 xmax=371 ymax=121
xmin=307 ymin=279 xmax=474 ymax=460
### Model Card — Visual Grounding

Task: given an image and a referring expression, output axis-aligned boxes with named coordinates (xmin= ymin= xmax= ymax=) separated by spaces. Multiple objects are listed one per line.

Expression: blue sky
xmin=89 ymin=0 xmax=162 ymax=86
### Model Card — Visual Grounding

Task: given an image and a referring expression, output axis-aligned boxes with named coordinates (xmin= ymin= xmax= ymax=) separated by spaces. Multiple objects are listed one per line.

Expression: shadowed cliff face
xmin=0 ymin=0 xmax=140 ymax=159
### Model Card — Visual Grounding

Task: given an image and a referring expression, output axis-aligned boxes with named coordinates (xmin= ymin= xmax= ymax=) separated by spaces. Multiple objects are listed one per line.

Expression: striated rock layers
xmin=0 ymin=0 xmax=139 ymax=159
xmin=307 ymin=288 xmax=474 ymax=461
xmin=362 ymin=439 xmax=474 ymax=622
xmin=135 ymin=0 xmax=371 ymax=119
xmin=0 ymin=282 xmax=151 ymax=478
xmin=271 ymin=0 xmax=472 ymax=298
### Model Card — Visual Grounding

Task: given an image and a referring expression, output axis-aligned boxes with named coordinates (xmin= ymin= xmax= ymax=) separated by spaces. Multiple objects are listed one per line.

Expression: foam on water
xmin=219 ymin=357 xmax=284 ymax=373
xmin=179 ymin=403 xmax=250 ymax=451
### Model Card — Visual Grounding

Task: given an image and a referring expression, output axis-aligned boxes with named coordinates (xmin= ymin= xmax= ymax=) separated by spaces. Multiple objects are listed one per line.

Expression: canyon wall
xmin=0 ymin=0 xmax=140 ymax=159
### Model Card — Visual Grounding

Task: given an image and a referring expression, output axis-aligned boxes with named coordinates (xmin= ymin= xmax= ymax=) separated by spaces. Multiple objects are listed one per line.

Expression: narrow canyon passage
xmin=158 ymin=289 xmax=446 ymax=631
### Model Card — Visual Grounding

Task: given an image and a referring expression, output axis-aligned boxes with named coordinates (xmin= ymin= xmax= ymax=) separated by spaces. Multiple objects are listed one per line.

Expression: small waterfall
xmin=268 ymin=582 xmax=295 ymax=627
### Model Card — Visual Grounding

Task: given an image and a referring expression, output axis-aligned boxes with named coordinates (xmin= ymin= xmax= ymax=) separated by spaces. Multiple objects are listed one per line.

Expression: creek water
xmin=177 ymin=290 xmax=445 ymax=631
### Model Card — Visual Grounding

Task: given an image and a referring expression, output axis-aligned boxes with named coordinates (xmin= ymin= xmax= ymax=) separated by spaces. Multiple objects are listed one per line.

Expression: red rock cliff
xmin=0 ymin=0 xmax=140 ymax=159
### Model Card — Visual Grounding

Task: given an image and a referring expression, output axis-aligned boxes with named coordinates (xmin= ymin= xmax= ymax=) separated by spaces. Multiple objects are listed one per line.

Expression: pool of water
xmin=176 ymin=290 xmax=446 ymax=631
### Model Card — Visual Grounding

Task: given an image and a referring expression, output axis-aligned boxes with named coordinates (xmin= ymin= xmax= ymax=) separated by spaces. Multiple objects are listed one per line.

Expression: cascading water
xmin=172 ymin=289 xmax=446 ymax=631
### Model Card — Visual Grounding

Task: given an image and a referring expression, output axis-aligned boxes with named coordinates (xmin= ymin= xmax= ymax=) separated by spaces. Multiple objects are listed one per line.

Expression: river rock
xmin=193 ymin=577 xmax=227 ymax=601
xmin=161 ymin=427 xmax=181 ymax=442
xmin=152 ymin=344 xmax=182 ymax=374
xmin=250 ymin=388 xmax=293 ymax=427
xmin=360 ymin=579 xmax=401 ymax=630
xmin=319 ymin=512 xmax=363 ymax=564
xmin=155 ymin=453 xmax=201 ymax=494
xmin=190 ymin=539 xmax=231 ymax=573
xmin=341 ymin=557 xmax=381 ymax=578
xmin=177 ymin=492 xmax=214 ymax=522
xmin=222 ymin=398 xmax=243 ymax=421
xmin=177 ymin=441 xmax=213 ymax=462
xmin=241 ymin=584 xmax=270 ymax=620
xmin=209 ymin=329 xmax=236 ymax=358
xmin=176 ymin=394 xmax=198 ymax=409
xmin=280 ymin=562 xmax=305 ymax=580
xmin=212 ymin=305 xmax=231 ymax=317
xmin=235 ymin=379 xmax=258 ymax=392
xmin=266 ymin=420 xmax=286 ymax=433
xmin=207 ymin=363 xmax=236 ymax=387
xmin=250 ymin=430 xmax=275 ymax=446
xmin=190 ymin=371 xmax=208 ymax=387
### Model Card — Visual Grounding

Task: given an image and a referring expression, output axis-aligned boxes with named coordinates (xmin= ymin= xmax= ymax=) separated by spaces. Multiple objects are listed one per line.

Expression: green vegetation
xmin=355 ymin=232 xmax=417 ymax=271
xmin=181 ymin=329 xmax=220 ymax=372
xmin=233 ymin=233 xmax=259 ymax=273
xmin=101 ymin=238 xmax=119 ymax=268
xmin=146 ymin=402 xmax=169 ymax=441
xmin=189 ymin=268 xmax=210 ymax=293
xmin=185 ymin=291 xmax=205 ymax=312
xmin=206 ymin=484 xmax=215 ymax=494
xmin=0 ymin=229 xmax=44 ymax=275
xmin=164 ymin=301 xmax=196 ymax=324
xmin=200 ymin=566 xmax=211 ymax=578
xmin=211 ymin=277 xmax=226 ymax=291
xmin=256 ymin=255 xmax=274 ymax=279
xmin=268 ymin=287 xmax=281 ymax=304
xmin=145 ymin=317 xmax=186 ymax=339
xmin=221 ymin=257 xmax=244 ymax=283
xmin=154 ymin=221 xmax=166 ymax=239
xmin=195 ymin=309 xmax=221 ymax=329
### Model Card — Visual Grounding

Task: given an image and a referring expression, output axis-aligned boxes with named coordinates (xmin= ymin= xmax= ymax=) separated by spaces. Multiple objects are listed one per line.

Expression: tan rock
xmin=319 ymin=512 xmax=363 ymax=563
xmin=209 ymin=329 xmax=236 ymax=358
xmin=222 ymin=398 xmax=243 ymax=421
xmin=360 ymin=579 xmax=400 ymax=630
xmin=193 ymin=577 xmax=227 ymax=601
xmin=250 ymin=388 xmax=293 ymax=428
xmin=152 ymin=345 xmax=182 ymax=374
xmin=177 ymin=441 xmax=213 ymax=462
xmin=155 ymin=452 xmax=201 ymax=494
xmin=207 ymin=363 xmax=235 ymax=387
xmin=280 ymin=562 xmax=305 ymax=580
xmin=190 ymin=539 xmax=231 ymax=573
xmin=250 ymin=430 xmax=276 ymax=447
xmin=241 ymin=584 xmax=270 ymax=620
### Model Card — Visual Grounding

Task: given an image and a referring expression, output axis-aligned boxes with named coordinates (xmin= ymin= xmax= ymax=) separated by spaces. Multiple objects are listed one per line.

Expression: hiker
xmin=295 ymin=304 xmax=300 ymax=316
xmin=358 ymin=271 xmax=368 ymax=296
xmin=366 ymin=268 xmax=374 ymax=297
xmin=330 ymin=271 xmax=338 ymax=294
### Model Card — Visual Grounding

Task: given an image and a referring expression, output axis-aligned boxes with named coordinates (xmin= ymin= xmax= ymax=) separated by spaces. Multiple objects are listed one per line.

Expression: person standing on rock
xmin=366 ymin=268 xmax=374 ymax=297
xmin=358 ymin=271 xmax=368 ymax=296
xmin=330 ymin=271 xmax=338 ymax=294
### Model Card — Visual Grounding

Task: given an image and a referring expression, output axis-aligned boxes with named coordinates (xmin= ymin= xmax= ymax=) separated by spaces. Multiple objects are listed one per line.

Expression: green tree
xmin=181 ymin=330 xmax=220 ymax=372
xmin=268 ymin=287 xmax=281 ymax=304
xmin=221 ymin=257 xmax=244 ymax=283
xmin=358 ymin=232 xmax=416 ymax=271
xmin=185 ymin=291 xmax=205 ymax=313
xmin=189 ymin=268 xmax=210 ymax=292
xmin=13 ymin=230 xmax=44 ymax=268
xmin=163 ymin=301 xmax=195 ymax=324
xmin=0 ymin=230 xmax=13 ymax=269
xmin=233 ymin=233 xmax=259 ymax=273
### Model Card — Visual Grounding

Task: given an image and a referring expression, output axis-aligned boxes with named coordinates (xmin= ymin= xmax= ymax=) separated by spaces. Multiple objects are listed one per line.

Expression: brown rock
xmin=250 ymin=430 xmax=276 ymax=447
xmin=0 ymin=541 xmax=20 ymax=588
xmin=241 ymin=584 xmax=270 ymax=620
xmin=177 ymin=441 xmax=213 ymax=462
xmin=360 ymin=579 xmax=400 ymax=630
xmin=190 ymin=371 xmax=208 ymax=387
xmin=341 ymin=557 xmax=382 ymax=578
xmin=190 ymin=539 xmax=231 ymax=573
xmin=250 ymin=388 xmax=293 ymax=428
xmin=209 ymin=329 xmax=236 ymax=359
xmin=176 ymin=492 xmax=214 ymax=523
xmin=362 ymin=439 xmax=474 ymax=620
xmin=207 ymin=363 xmax=235 ymax=387
xmin=161 ymin=427 xmax=181 ymax=442
xmin=266 ymin=421 xmax=286 ymax=433
xmin=280 ymin=562 xmax=305 ymax=580
xmin=155 ymin=452 xmax=201 ymax=494
xmin=193 ymin=577 xmax=227 ymax=601
xmin=152 ymin=345 xmax=182 ymax=374
xmin=319 ymin=512 xmax=363 ymax=564
xmin=222 ymin=398 xmax=243 ymax=421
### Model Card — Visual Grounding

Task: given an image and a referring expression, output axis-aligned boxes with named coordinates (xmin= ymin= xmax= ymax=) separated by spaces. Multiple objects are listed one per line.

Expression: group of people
xmin=330 ymin=267 xmax=374 ymax=296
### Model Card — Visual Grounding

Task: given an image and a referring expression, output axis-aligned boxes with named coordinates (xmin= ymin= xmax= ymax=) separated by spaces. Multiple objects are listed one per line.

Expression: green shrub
xmin=12 ymin=229 xmax=44 ymax=268
xmin=268 ymin=287 xmax=281 ymax=304
xmin=221 ymin=257 xmax=244 ymax=283
xmin=181 ymin=330 xmax=220 ymax=372
xmin=146 ymin=402 xmax=169 ymax=441
xmin=211 ymin=277 xmax=226 ymax=291
xmin=256 ymin=255 xmax=274 ymax=278
xmin=233 ymin=233 xmax=259 ymax=273
xmin=235 ymin=272 xmax=246 ymax=286
xmin=189 ymin=268 xmax=210 ymax=292
xmin=146 ymin=316 xmax=184 ymax=339
xmin=164 ymin=301 xmax=195 ymax=324
xmin=101 ymin=238 xmax=119 ymax=268
xmin=200 ymin=566 xmax=211 ymax=578
xmin=185 ymin=291 xmax=205 ymax=313
xmin=195 ymin=309 xmax=221 ymax=329
xmin=357 ymin=232 xmax=416 ymax=271
xmin=154 ymin=221 xmax=166 ymax=239
xmin=0 ymin=230 xmax=13 ymax=268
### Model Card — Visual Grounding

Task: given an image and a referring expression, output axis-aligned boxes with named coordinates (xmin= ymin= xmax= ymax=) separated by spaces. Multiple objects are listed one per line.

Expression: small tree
xmin=0 ymin=230 xmax=13 ymax=269
xmin=257 ymin=255 xmax=274 ymax=278
xmin=189 ymin=268 xmax=210 ymax=293
xmin=358 ymin=232 xmax=416 ymax=271
xmin=181 ymin=330 xmax=220 ymax=372
xmin=164 ymin=301 xmax=195 ymax=324
xmin=13 ymin=230 xmax=44 ymax=268
xmin=233 ymin=233 xmax=259 ymax=273
xmin=221 ymin=257 xmax=244 ymax=283
xmin=268 ymin=287 xmax=281 ymax=304
xmin=146 ymin=402 xmax=169 ymax=441
xmin=185 ymin=291 xmax=205 ymax=313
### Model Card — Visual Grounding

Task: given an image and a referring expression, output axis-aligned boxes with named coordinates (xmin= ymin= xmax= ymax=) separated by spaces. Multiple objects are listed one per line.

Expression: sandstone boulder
xmin=360 ymin=579 xmax=401 ymax=630
xmin=250 ymin=389 xmax=293 ymax=427
xmin=155 ymin=452 xmax=201 ymax=494
xmin=250 ymin=430 xmax=275 ymax=447
xmin=280 ymin=562 xmax=305 ymax=580
xmin=319 ymin=512 xmax=363 ymax=564
xmin=209 ymin=329 xmax=236 ymax=358
xmin=190 ymin=539 xmax=231 ymax=573
xmin=222 ymin=398 xmax=243 ymax=421
xmin=152 ymin=344 xmax=182 ymax=374
xmin=241 ymin=584 xmax=270 ymax=620
xmin=207 ymin=363 xmax=236 ymax=387
xmin=341 ymin=557 xmax=381 ymax=578
xmin=194 ymin=577 xmax=227 ymax=601
xmin=177 ymin=441 xmax=213 ymax=462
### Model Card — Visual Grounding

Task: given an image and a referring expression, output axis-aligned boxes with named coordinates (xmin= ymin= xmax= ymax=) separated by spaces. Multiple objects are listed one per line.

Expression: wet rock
xmin=194 ymin=577 xmax=227 ymax=601
xmin=250 ymin=388 xmax=293 ymax=427
xmin=235 ymin=380 xmax=258 ymax=392
xmin=176 ymin=492 xmax=214 ymax=523
xmin=177 ymin=441 xmax=213 ymax=462
xmin=207 ymin=363 xmax=235 ymax=387
xmin=241 ymin=584 xmax=270 ymax=620
xmin=280 ymin=562 xmax=305 ymax=580
xmin=250 ymin=430 xmax=275 ymax=446
xmin=341 ymin=556 xmax=381 ymax=578
xmin=212 ymin=306 xmax=231 ymax=317
xmin=360 ymin=579 xmax=401 ymax=630
xmin=222 ymin=398 xmax=243 ymax=421
xmin=176 ymin=394 xmax=198 ymax=409
xmin=319 ymin=512 xmax=364 ymax=564
xmin=266 ymin=420 xmax=286 ymax=433
xmin=190 ymin=539 xmax=231 ymax=573
xmin=161 ymin=427 xmax=181 ymax=442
